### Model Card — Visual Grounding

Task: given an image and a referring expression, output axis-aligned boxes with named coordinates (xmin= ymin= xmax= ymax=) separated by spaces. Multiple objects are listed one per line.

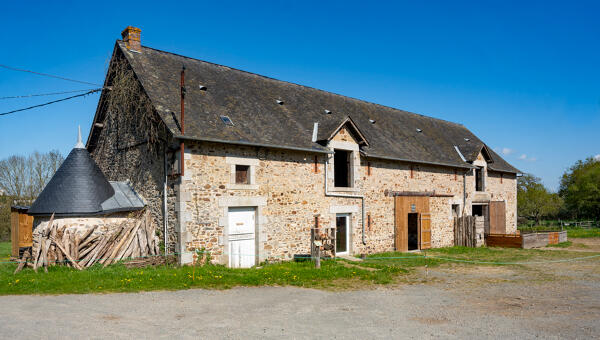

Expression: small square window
xmin=235 ymin=165 xmax=250 ymax=184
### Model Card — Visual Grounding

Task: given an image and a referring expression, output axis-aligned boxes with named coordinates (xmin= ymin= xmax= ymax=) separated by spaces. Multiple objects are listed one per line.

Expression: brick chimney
xmin=121 ymin=26 xmax=142 ymax=52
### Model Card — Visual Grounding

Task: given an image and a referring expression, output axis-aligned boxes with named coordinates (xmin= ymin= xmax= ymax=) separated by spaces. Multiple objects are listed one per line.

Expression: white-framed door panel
xmin=335 ymin=213 xmax=350 ymax=255
xmin=228 ymin=207 xmax=256 ymax=268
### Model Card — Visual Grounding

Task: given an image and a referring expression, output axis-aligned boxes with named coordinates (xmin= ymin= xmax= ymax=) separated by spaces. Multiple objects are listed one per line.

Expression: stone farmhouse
xmin=87 ymin=27 xmax=520 ymax=267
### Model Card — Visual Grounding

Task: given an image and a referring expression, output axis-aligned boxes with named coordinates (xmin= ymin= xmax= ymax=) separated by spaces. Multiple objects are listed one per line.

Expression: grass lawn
xmin=567 ymin=228 xmax=600 ymax=238
xmin=0 ymin=241 xmax=10 ymax=261
xmin=1 ymin=241 xmax=599 ymax=295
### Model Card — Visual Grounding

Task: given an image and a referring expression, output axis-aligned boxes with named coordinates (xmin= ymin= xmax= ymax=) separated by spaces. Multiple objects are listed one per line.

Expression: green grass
xmin=2 ymin=242 xmax=599 ymax=295
xmin=0 ymin=258 xmax=405 ymax=295
xmin=567 ymin=228 xmax=600 ymax=238
xmin=0 ymin=241 xmax=10 ymax=261
xmin=548 ymin=241 xmax=572 ymax=248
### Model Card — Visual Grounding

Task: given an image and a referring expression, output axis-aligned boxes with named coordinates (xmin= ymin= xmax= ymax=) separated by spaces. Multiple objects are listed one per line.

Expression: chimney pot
xmin=121 ymin=26 xmax=142 ymax=52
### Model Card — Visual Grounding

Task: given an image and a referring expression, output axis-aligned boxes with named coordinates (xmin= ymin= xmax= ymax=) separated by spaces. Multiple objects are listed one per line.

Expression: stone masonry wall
xmin=180 ymin=136 xmax=506 ymax=265
xmin=89 ymin=56 xmax=178 ymax=253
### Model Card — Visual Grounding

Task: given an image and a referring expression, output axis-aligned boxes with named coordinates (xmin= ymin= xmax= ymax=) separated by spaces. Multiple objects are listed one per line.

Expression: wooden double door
xmin=394 ymin=196 xmax=431 ymax=252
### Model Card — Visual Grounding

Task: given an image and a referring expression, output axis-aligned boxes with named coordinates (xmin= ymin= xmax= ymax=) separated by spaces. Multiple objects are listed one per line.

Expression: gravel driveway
xmin=2 ymin=261 xmax=599 ymax=339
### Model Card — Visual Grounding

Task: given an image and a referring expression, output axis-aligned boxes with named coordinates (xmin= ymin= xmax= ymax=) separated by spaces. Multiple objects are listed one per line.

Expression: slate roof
xmin=92 ymin=41 xmax=520 ymax=173
xmin=28 ymin=147 xmax=145 ymax=216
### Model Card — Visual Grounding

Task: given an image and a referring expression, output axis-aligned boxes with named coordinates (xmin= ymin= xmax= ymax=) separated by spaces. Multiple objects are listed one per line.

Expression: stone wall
xmin=179 ymin=136 xmax=514 ymax=265
xmin=88 ymin=54 xmax=178 ymax=253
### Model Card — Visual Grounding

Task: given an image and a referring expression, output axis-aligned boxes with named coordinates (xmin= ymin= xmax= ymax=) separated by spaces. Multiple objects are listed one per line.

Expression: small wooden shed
xmin=10 ymin=205 xmax=33 ymax=257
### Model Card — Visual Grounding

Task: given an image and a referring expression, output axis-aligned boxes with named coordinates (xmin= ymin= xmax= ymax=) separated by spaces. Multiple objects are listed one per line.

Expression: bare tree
xmin=0 ymin=150 xmax=64 ymax=200
xmin=0 ymin=155 xmax=28 ymax=198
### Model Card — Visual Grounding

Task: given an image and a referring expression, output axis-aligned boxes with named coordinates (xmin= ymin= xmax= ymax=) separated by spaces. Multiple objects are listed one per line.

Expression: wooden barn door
xmin=419 ymin=213 xmax=432 ymax=250
xmin=395 ymin=196 xmax=430 ymax=251
xmin=489 ymin=201 xmax=506 ymax=234
xmin=394 ymin=197 xmax=408 ymax=252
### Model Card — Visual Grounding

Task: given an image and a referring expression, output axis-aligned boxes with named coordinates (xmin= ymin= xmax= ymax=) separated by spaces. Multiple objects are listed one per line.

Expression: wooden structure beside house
xmin=86 ymin=27 xmax=521 ymax=268
xmin=10 ymin=205 xmax=33 ymax=257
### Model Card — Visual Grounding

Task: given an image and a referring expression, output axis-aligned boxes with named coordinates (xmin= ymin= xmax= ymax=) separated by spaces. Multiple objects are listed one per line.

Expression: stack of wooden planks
xmin=14 ymin=210 xmax=160 ymax=274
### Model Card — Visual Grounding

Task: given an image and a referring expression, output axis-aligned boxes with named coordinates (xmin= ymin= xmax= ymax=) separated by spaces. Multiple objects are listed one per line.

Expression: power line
xmin=0 ymin=64 xmax=102 ymax=86
xmin=0 ymin=89 xmax=98 ymax=100
xmin=0 ymin=89 xmax=102 ymax=116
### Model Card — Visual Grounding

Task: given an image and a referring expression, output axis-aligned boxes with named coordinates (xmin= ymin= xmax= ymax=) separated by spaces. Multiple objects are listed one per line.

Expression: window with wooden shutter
xmin=235 ymin=165 xmax=250 ymax=184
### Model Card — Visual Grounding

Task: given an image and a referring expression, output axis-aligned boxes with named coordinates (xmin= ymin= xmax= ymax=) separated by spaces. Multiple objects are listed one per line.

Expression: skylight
xmin=220 ymin=115 xmax=234 ymax=126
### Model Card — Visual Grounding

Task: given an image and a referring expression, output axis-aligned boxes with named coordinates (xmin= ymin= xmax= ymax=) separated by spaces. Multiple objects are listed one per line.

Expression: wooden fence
xmin=454 ymin=216 xmax=477 ymax=247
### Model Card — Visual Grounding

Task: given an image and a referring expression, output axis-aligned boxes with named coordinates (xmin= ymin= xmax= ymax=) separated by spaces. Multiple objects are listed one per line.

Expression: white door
xmin=228 ymin=207 xmax=256 ymax=268
xmin=336 ymin=213 xmax=350 ymax=255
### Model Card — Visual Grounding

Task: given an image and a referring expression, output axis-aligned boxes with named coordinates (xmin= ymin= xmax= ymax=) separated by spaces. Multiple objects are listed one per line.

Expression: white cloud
xmin=518 ymin=154 xmax=537 ymax=162
xmin=594 ymin=154 xmax=600 ymax=161
xmin=501 ymin=148 xmax=514 ymax=155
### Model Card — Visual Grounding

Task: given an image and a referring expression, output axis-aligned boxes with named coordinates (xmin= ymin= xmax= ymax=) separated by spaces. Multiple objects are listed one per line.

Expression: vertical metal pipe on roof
xmin=180 ymin=66 xmax=186 ymax=177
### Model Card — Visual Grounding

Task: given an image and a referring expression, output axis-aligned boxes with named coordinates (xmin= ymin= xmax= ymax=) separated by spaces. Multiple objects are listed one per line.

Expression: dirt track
xmin=1 ymin=259 xmax=599 ymax=339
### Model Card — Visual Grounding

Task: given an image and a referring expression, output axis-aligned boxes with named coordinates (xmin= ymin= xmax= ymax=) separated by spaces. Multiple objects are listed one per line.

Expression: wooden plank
xmin=489 ymin=201 xmax=506 ymax=234
xmin=51 ymin=237 xmax=83 ymax=270
xmin=18 ymin=213 xmax=33 ymax=248
xmin=11 ymin=211 xmax=19 ymax=257
xmin=420 ymin=213 xmax=432 ymax=250
xmin=487 ymin=234 xmax=522 ymax=248
xmin=394 ymin=197 xmax=408 ymax=252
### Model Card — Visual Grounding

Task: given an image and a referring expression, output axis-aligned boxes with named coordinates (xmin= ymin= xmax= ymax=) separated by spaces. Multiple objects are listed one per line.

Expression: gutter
xmin=362 ymin=151 xmax=475 ymax=170
xmin=175 ymin=135 xmax=332 ymax=154
xmin=324 ymin=157 xmax=366 ymax=246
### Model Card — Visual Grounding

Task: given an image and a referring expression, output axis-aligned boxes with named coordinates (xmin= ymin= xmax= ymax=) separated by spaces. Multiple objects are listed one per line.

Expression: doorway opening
xmin=472 ymin=204 xmax=483 ymax=216
xmin=407 ymin=213 xmax=419 ymax=250
xmin=335 ymin=213 xmax=350 ymax=255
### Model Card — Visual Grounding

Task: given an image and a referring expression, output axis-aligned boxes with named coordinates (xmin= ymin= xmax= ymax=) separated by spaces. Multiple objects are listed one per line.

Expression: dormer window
xmin=334 ymin=149 xmax=352 ymax=187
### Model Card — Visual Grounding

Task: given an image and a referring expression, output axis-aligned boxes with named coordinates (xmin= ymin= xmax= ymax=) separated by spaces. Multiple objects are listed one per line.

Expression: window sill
xmin=331 ymin=187 xmax=361 ymax=193
xmin=226 ymin=183 xmax=259 ymax=190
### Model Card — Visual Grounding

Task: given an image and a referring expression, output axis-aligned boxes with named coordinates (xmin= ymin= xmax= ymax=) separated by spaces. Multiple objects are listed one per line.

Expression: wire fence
xmin=3 ymin=249 xmax=600 ymax=266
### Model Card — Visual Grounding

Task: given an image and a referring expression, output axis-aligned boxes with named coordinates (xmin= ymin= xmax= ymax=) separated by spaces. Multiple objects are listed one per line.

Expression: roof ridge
xmin=124 ymin=41 xmax=465 ymax=129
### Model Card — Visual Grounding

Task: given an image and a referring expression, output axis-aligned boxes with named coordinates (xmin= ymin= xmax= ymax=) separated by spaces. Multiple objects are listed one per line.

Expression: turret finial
xmin=75 ymin=125 xmax=84 ymax=149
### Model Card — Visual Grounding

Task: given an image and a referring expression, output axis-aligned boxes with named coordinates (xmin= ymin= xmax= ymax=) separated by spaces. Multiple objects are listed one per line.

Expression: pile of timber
xmin=14 ymin=211 xmax=160 ymax=274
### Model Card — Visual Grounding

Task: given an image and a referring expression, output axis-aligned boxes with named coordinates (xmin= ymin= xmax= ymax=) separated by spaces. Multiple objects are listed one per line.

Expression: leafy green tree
xmin=518 ymin=174 xmax=562 ymax=223
xmin=559 ymin=157 xmax=600 ymax=219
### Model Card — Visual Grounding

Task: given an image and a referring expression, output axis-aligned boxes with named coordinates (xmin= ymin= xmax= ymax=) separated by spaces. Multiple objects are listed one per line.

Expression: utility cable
xmin=0 ymin=64 xmax=101 ymax=86
xmin=0 ymin=89 xmax=97 ymax=100
xmin=0 ymin=89 xmax=102 ymax=116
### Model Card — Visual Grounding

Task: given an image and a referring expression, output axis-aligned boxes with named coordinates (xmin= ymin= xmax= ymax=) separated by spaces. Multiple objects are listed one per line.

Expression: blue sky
xmin=1 ymin=1 xmax=598 ymax=190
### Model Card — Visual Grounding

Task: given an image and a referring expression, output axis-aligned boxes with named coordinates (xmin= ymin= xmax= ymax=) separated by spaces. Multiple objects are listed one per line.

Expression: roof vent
xmin=416 ymin=128 xmax=422 ymax=133
xmin=464 ymin=138 xmax=470 ymax=142
xmin=198 ymin=84 xmax=207 ymax=91
xmin=324 ymin=109 xmax=332 ymax=114
xmin=369 ymin=119 xmax=376 ymax=124
xmin=220 ymin=115 xmax=234 ymax=126
xmin=276 ymin=99 xmax=284 ymax=105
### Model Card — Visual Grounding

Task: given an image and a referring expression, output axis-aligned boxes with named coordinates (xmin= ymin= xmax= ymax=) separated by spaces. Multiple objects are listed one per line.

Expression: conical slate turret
xmin=28 ymin=128 xmax=115 ymax=216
